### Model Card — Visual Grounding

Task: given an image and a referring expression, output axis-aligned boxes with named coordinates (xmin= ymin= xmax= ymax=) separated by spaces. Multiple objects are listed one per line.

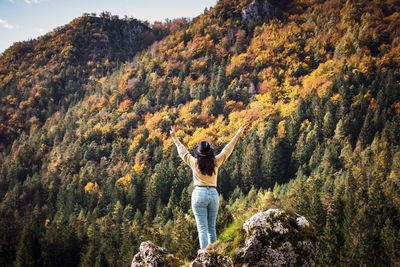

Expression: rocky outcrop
xmin=189 ymin=249 xmax=233 ymax=267
xmin=131 ymin=241 xmax=183 ymax=267
xmin=237 ymin=209 xmax=318 ymax=266
xmin=131 ymin=209 xmax=317 ymax=266
xmin=241 ymin=0 xmax=282 ymax=26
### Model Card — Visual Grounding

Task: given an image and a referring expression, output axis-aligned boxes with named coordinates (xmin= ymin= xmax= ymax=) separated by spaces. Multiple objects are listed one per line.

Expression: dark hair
xmin=196 ymin=155 xmax=216 ymax=176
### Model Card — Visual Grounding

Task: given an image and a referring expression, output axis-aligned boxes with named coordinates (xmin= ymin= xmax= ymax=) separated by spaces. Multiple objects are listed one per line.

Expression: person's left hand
xmin=238 ymin=124 xmax=245 ymax=135
xmin=170 ymin=125 xmax=176 ymax=138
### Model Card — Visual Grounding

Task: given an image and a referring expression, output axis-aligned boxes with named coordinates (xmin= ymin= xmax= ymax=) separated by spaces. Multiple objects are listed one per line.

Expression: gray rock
xmin=189 ymin=249 xmax=233 ymax=267
xmin=131 ymin=241 xmax=183 ymax=267
xmin=241 ymin=0 xmax=276 ymax=26
xmin=238 ymin=209 xmax=318 ymax=267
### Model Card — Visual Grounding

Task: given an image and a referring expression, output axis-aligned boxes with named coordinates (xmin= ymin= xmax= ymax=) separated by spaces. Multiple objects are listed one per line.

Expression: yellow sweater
xmin=172 ymin=132 xmax=241 ymax=187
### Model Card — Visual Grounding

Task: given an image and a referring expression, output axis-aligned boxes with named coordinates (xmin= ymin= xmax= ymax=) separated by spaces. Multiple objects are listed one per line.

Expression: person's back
xmin=170 ymin=124 xmax=245 ymax=249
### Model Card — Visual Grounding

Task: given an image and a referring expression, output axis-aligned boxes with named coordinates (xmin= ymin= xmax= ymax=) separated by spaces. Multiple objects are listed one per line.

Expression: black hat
xmin=194 ymin=141 xmax=215 ymax=157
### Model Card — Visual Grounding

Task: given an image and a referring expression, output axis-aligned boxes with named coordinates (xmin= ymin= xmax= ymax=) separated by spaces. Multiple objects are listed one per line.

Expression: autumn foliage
xmin=0 ymin=0 xmax=400 ymax=265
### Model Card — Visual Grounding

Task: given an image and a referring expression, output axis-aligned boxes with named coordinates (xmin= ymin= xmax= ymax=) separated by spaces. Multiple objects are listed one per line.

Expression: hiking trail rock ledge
xmin=131 ymin=209 xmax=318 ymax=266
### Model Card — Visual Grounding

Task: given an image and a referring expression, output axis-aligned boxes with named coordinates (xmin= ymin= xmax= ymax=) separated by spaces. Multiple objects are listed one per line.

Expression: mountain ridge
xmin=0 ymin=12 xmax=156 ymax=150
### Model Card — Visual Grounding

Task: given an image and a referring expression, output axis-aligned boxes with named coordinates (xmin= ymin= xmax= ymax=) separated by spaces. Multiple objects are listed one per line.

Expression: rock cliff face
xmin=241 ymin=0 xmax=282 ymax=26
xmin=131 ymin=209 xmax=318 ymax=266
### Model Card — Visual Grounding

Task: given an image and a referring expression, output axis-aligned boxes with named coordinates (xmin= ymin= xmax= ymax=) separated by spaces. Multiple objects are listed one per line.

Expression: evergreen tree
xmin=241 ymin=135 xmax=262 ymax=192
xmin=211 ymin=64 xmax=226 ymax=98
xmin=94 ymin=245 xmax=108 ymax=267
xmin=171 ymin=210 xmax=197 ymax=260
xmin=380 ymin=218 xmax=399 ymax=265
xmin=318 ymin=172 xmax=345 ymax=265
xmin=15 ymin=225 xmax=41 ymax=267
xmin=41 ymin=223 xmax=81 ymax=267
xmin=322 ymin=111 xmax=335 ymax=139
xmin=112 ymin=200 xmax=123 ymax=225
xmin=383 ymin=151 xmax=400 ymax=214
xmin=0 ymin=209 xmax=20 ymax=266
xmin=261 ymin=137 xmax=282 ymax=189
xmin=358 ymin=109 xmax=375 ymax=148
xmin=118 ymin=232 xmax=137 ymax=267
xmin=305 ymin=173 xmax=325 ymax=235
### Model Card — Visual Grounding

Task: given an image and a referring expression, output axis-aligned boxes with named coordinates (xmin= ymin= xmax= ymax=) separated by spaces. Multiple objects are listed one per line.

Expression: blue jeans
xmin=191 ymin=186 xmax=219 ymax=249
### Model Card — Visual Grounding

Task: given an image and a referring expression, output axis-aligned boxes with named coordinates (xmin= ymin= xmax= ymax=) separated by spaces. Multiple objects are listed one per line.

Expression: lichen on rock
xmin=131 ymin=241 xmax=183 ymax=267
xmin=243 ymin=209 xmax=289 ymax=236
xmin=189 ymin=249 xmax=233 ymax=267
xmin=296 ymin=216 xmax=310 ymax=227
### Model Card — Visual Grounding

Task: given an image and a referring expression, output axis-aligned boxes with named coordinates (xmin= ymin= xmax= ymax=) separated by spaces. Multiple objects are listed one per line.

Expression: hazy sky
xmin=0 ymin=0 xmax=217 ymax=53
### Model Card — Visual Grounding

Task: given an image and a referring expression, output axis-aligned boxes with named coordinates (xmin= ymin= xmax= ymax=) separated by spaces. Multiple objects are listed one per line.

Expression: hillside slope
xmin=0 ymin=0 xmax=399 ymax=266
xmin=0 ymin=13 xmax=155 ymax=149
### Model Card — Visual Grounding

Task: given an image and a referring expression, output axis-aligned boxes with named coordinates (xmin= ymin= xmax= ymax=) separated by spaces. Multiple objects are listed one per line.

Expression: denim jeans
xmin=191 ymin=186 xmax=219 ymax=249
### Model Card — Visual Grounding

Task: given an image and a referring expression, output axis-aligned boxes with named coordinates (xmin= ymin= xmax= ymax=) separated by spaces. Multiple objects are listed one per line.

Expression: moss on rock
xmin=237 ymin=209 xmax=318 ymax=266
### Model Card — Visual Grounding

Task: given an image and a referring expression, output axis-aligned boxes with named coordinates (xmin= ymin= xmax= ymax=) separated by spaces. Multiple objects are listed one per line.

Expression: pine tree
xmin=261 ymin=137 xmax=282 ymax=189
xmin=358 ymin=109 xmax=374 ymax=148
xmin=333 ymin=119 xmax=346 ymax=141
xmin=218 ymin=149 xmax=241 ymax=198
xmin=94 ymin=245 xmax=108 ymax=267
xmin=241 ymin=135 xmax=262 ymax=192
xmin=80 ymin=243 xmax=97 ymax=267
xmin=41 ymin=223 xmax=81 ymax=267
xmin=112 ymin=200 xmax=123 ymax=225
xmin=380 ymin=218 xmax=399 ymax=265
xmin=365 ymin=135 xmax=393 ymax=264
xmin=211 ymin=64 xmax=226 ymax=98
xmin=306 ymin=173 xmax=325 ymax=235
xmin=122 ymin=204 xmax=134 ymax=221
xmin=323 ymin=111 xmax=335 ymax=139
xmin=0 ymin=209 xmax=20 ymax=266
xmin=383 ymin=151 xmax=400 ymax=214
xmin=15 ymin=225 xmax=41 ymax=267
xmin=208 ymin=96 xmax=221 ymax=116
xmin=318 ymin=172 xmax=345 ymax=265
xmin=172 ymin=209 xmax=198 ymax=260
xmin=118 ymin=232 xmax=137 ymax=267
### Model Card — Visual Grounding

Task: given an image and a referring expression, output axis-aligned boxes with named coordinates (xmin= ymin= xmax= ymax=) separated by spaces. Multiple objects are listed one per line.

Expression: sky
xmin=0 ymin=0 xmax=217 ymax=54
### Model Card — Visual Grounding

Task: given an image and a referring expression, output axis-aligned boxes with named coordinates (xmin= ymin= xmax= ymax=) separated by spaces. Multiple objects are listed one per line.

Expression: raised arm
xmin=170 ymin=126 xmax=196 ymax=168
xmin=215 ymin=124 xmax=245 ymax=167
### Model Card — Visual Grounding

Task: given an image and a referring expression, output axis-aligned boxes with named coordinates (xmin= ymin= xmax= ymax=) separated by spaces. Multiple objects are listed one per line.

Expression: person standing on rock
xmin=170 ymin=124 xmax=245 ymax=249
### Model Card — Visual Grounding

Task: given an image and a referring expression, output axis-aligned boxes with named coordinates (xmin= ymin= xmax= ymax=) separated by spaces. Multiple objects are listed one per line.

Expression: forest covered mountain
xmin=0 ymin=0 xmax=399 ymax=266
xmin=0 ymin=12 xmax=158 ymax=149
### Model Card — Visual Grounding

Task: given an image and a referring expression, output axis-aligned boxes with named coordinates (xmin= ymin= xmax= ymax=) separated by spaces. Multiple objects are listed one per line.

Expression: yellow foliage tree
xmin=116 ymin=173 xmax=132 ymax=192
xmin=84 ymin=182 xmax=100 ymax=195
xmin=116 ymin=99 xmax=133 ymax=114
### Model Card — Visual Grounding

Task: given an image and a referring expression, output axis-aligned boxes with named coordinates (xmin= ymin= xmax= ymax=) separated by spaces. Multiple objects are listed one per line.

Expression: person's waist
xmin=194 ymin=185 xmax=217 ymax=189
